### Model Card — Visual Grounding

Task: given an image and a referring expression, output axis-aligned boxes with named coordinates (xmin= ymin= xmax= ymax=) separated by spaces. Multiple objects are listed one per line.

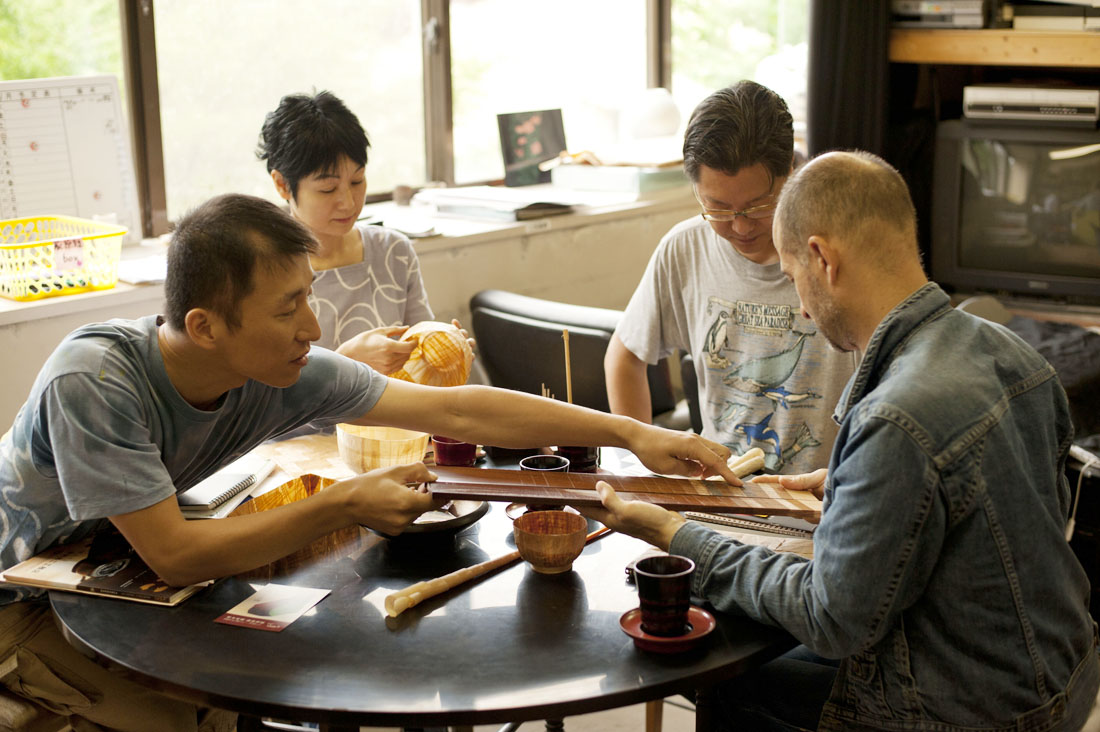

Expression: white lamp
xmin=621 ymin=88 xmax=682 ymax=140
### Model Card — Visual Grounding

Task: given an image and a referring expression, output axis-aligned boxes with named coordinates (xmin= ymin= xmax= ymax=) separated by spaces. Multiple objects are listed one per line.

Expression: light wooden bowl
xmin=513 ymin=510 xmax=589 ymax=574
xmin=336 ymin=425 xmax=430 ymax=472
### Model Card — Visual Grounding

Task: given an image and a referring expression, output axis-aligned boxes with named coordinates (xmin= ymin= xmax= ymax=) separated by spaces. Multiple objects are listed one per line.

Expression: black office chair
xmin=680 ymin=353 xmax=704 ymax=435
xmin=469 ymin=289 xmax=685 ymax=428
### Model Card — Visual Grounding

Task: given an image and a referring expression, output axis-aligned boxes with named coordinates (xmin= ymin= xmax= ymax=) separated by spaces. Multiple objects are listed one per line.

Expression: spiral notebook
xmin=178 ymin=456 xmax=276 ymax=516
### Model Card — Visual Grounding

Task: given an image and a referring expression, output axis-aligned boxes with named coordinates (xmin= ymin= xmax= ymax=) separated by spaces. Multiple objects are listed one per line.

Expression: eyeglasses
xmin=693 ymin=185 xmax=777 ymax=223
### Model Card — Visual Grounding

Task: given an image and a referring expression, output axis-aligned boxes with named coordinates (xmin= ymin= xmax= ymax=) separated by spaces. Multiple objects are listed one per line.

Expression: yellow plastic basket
xmin=0 ymin=215 xmax=127 ymax=301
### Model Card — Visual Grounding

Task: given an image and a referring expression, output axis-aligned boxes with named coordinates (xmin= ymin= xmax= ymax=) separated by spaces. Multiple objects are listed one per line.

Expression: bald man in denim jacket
xmin=586 ymin=151 xmax=1099 ymax=731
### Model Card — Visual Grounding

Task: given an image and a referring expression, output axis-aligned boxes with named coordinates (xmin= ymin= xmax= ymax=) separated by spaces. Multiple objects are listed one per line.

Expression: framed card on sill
xmin=497 ymin=108 xmax=567 ymax=187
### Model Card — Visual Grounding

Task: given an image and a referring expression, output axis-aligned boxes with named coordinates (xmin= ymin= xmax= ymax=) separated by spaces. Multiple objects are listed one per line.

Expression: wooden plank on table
xmin=427 ymin=467 xmax=822 ymax=519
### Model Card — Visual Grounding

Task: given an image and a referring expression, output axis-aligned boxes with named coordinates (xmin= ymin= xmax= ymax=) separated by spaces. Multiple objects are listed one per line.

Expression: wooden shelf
xmin=890 ymin=29 xmax=1100 ymax=67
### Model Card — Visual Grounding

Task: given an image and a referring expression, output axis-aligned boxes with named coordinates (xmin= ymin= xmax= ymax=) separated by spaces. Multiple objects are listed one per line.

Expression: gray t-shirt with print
xmin=0 ymin=315 xmax=386 ymax=604
xmin=309 ymin=223 xmax=433 ymax=351
xmin=615 ymin=216 xmax=857 ymax=473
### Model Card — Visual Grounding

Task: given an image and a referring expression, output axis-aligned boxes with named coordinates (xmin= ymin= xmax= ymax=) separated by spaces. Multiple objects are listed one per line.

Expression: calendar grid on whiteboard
xmin=0 ymin=75 xmax=140 ymax=242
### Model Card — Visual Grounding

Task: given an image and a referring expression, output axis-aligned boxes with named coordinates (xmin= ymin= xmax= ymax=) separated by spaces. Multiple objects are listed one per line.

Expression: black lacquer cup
xmin=634 ymin=554 xmax=695 ymax=637
xmin=554 ymin=445 xmax=600 ymax=473
xmin=518 ymin=454 xmax=570 ymax=472
xmin=518 ymin=454 xmax=570 ymax=511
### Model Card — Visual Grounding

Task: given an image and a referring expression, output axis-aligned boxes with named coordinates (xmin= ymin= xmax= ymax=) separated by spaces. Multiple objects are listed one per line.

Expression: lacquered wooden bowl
xmin=513 ymin=510 xmax=588 ymax=574
xmin=230 ymin=474 xmax=365 ymax=580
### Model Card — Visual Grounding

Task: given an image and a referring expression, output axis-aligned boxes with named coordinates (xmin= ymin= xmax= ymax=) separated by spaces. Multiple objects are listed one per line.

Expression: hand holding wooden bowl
xmin=388 ymin=320 xmax=474 ymax=387
xmin=513 ymin=510 xmax=589 ymax=574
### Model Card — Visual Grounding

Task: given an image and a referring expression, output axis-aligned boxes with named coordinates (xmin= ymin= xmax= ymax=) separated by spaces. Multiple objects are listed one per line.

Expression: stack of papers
xmin=412 ymin=186 xmax=576 ymax=222
xmin=411 ymin=184 xmax=655 ymax=222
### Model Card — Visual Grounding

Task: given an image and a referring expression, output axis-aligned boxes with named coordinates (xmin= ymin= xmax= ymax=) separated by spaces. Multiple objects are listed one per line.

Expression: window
xmin=150 ymin=1 xmax=424 ymax=222
xmin=449 ymin=0 xmax=647 ymax=183
xmin=2 ymin=1 xmax=809 ymax=237
xmin=0 ymin=1 xmax=122 ymax=82
xmin=671 ymin=0 xmax=809 ymax=142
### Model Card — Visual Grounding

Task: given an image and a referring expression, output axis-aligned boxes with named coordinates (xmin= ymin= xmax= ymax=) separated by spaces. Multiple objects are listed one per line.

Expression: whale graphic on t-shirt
xmin=723 ymin=334 xmax=807 ymax=394
xmin=733 ymin=413 xmax=782 ymax=459
xmin=761 ymin=384 xmax=821 ymax=410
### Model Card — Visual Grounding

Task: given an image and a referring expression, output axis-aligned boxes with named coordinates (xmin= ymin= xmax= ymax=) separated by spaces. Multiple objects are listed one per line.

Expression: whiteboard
xmin=0 ymin=75 xmax=141 ymax=242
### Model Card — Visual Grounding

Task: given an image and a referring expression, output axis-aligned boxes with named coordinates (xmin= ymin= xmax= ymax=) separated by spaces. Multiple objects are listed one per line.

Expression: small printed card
xmin=215 ymin=583 xmax=330 ymax=632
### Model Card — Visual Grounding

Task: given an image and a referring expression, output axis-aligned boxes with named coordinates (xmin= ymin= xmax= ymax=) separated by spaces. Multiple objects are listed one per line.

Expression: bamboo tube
xmin=384 ymin=527 xmax=610 ymax=618
xmin=727 ymin=447 xmax=766 ymax=478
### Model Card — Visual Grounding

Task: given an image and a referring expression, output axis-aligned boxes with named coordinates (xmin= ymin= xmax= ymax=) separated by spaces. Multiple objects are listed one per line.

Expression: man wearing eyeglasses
xmin=606 ymin=80 xmax=857 ymax=473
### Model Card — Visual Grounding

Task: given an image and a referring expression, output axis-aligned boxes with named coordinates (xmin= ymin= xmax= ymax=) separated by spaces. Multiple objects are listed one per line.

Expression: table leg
xmin=645 ymin=698 xmax=663 ymax=732
xmin=545 ymin=720 xmax=564 ymax=731
xmin=694 ymin=686 xmax=714 ymax=732
xmin=236 ymin=715 xmax=264 ymax=732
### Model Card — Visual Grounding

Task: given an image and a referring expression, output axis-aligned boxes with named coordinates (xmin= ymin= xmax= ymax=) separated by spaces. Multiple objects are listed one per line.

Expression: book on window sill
xmin=178 ymin=455 xmax=276 ymax=519
xmin=436 ymin=199 xmax=574 ymax=222
xmin=0 ymin=532 xmax=210 ymax=606
xmin=411 ymin=185 xmax=576 ymax=221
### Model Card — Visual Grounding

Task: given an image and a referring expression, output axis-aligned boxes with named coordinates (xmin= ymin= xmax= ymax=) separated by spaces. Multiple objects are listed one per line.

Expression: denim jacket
xmin=671 ymin=283 xmax=1099 ymax=731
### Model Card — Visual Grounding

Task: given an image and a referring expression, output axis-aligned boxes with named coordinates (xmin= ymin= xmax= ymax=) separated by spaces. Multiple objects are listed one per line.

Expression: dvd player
xmin=963 ymin=86 xmax=1099 ymax=125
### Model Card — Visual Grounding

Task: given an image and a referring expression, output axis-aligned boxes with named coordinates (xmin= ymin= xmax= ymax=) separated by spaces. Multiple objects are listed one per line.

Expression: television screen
xmin=932 ymin=120 xmax=1100 ymax=305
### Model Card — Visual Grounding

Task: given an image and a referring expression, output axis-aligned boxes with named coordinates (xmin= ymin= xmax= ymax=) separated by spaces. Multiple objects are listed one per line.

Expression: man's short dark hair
xmin=682 ymin=80 xmax=794 ymax=187
xmin=256 ymin=90 xmax=370 ymax=199
xmin=165 ymin=194 xmax=318 ymax=331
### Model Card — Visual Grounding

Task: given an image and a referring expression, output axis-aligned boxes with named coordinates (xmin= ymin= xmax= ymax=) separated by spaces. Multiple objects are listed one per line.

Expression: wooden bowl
xmin=229 ymin=474 xmax=365 ymax=580
xmin=513 ymin=510 xmax=588 ymax=574
xmin=336 ymin=425 xmax=430 ymax=472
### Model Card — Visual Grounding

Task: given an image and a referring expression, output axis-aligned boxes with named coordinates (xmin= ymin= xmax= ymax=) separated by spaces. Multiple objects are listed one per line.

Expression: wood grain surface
xmin=427 ymin=467 xmax=822 ymax=518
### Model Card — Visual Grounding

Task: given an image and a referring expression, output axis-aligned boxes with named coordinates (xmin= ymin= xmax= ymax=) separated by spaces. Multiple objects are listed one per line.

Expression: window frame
xmin=119 ymin=0 xmax=672 ymax=237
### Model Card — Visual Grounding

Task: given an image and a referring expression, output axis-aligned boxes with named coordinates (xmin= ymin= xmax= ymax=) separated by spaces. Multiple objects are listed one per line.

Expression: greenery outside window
xmin=0 ymin=0 xmax=808 ymax=238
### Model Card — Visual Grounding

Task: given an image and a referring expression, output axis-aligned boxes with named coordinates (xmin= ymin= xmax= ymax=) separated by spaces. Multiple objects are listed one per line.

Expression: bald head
xmin=774 ymin=151 xmax=919 ymax=270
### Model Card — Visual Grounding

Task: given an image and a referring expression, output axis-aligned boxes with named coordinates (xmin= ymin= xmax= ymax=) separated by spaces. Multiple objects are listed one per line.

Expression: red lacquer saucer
xmin=619 ymin=606 xmax=716 ymax=654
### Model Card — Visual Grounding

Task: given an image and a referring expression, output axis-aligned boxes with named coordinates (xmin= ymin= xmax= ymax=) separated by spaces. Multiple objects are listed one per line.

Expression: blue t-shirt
xmin=0 ymin=315 xmax=386 ymax=603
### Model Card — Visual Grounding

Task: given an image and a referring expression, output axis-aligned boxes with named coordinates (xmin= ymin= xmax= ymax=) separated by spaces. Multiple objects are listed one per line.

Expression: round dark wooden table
xmin=52 ymin=461 xmax=795 ymax=731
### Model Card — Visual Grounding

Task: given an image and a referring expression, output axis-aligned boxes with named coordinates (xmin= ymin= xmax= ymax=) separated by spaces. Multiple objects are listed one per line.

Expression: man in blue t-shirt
xmin=0 ymin=193 xmax=737 ymax=731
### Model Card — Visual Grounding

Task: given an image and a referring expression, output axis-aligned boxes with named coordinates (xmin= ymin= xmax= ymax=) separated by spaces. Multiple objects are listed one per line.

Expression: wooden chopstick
xmin=563 ymin=329 xmax=572 ymax=405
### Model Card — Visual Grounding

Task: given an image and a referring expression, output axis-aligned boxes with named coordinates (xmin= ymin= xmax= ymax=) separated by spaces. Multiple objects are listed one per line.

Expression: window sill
xmin=0 ymin=276 xmax=165 ymax=329
xmin=0 ymin=188 xmax=694 ymax=329
xmin=369 ymin=186 xmax=694 ymax=254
